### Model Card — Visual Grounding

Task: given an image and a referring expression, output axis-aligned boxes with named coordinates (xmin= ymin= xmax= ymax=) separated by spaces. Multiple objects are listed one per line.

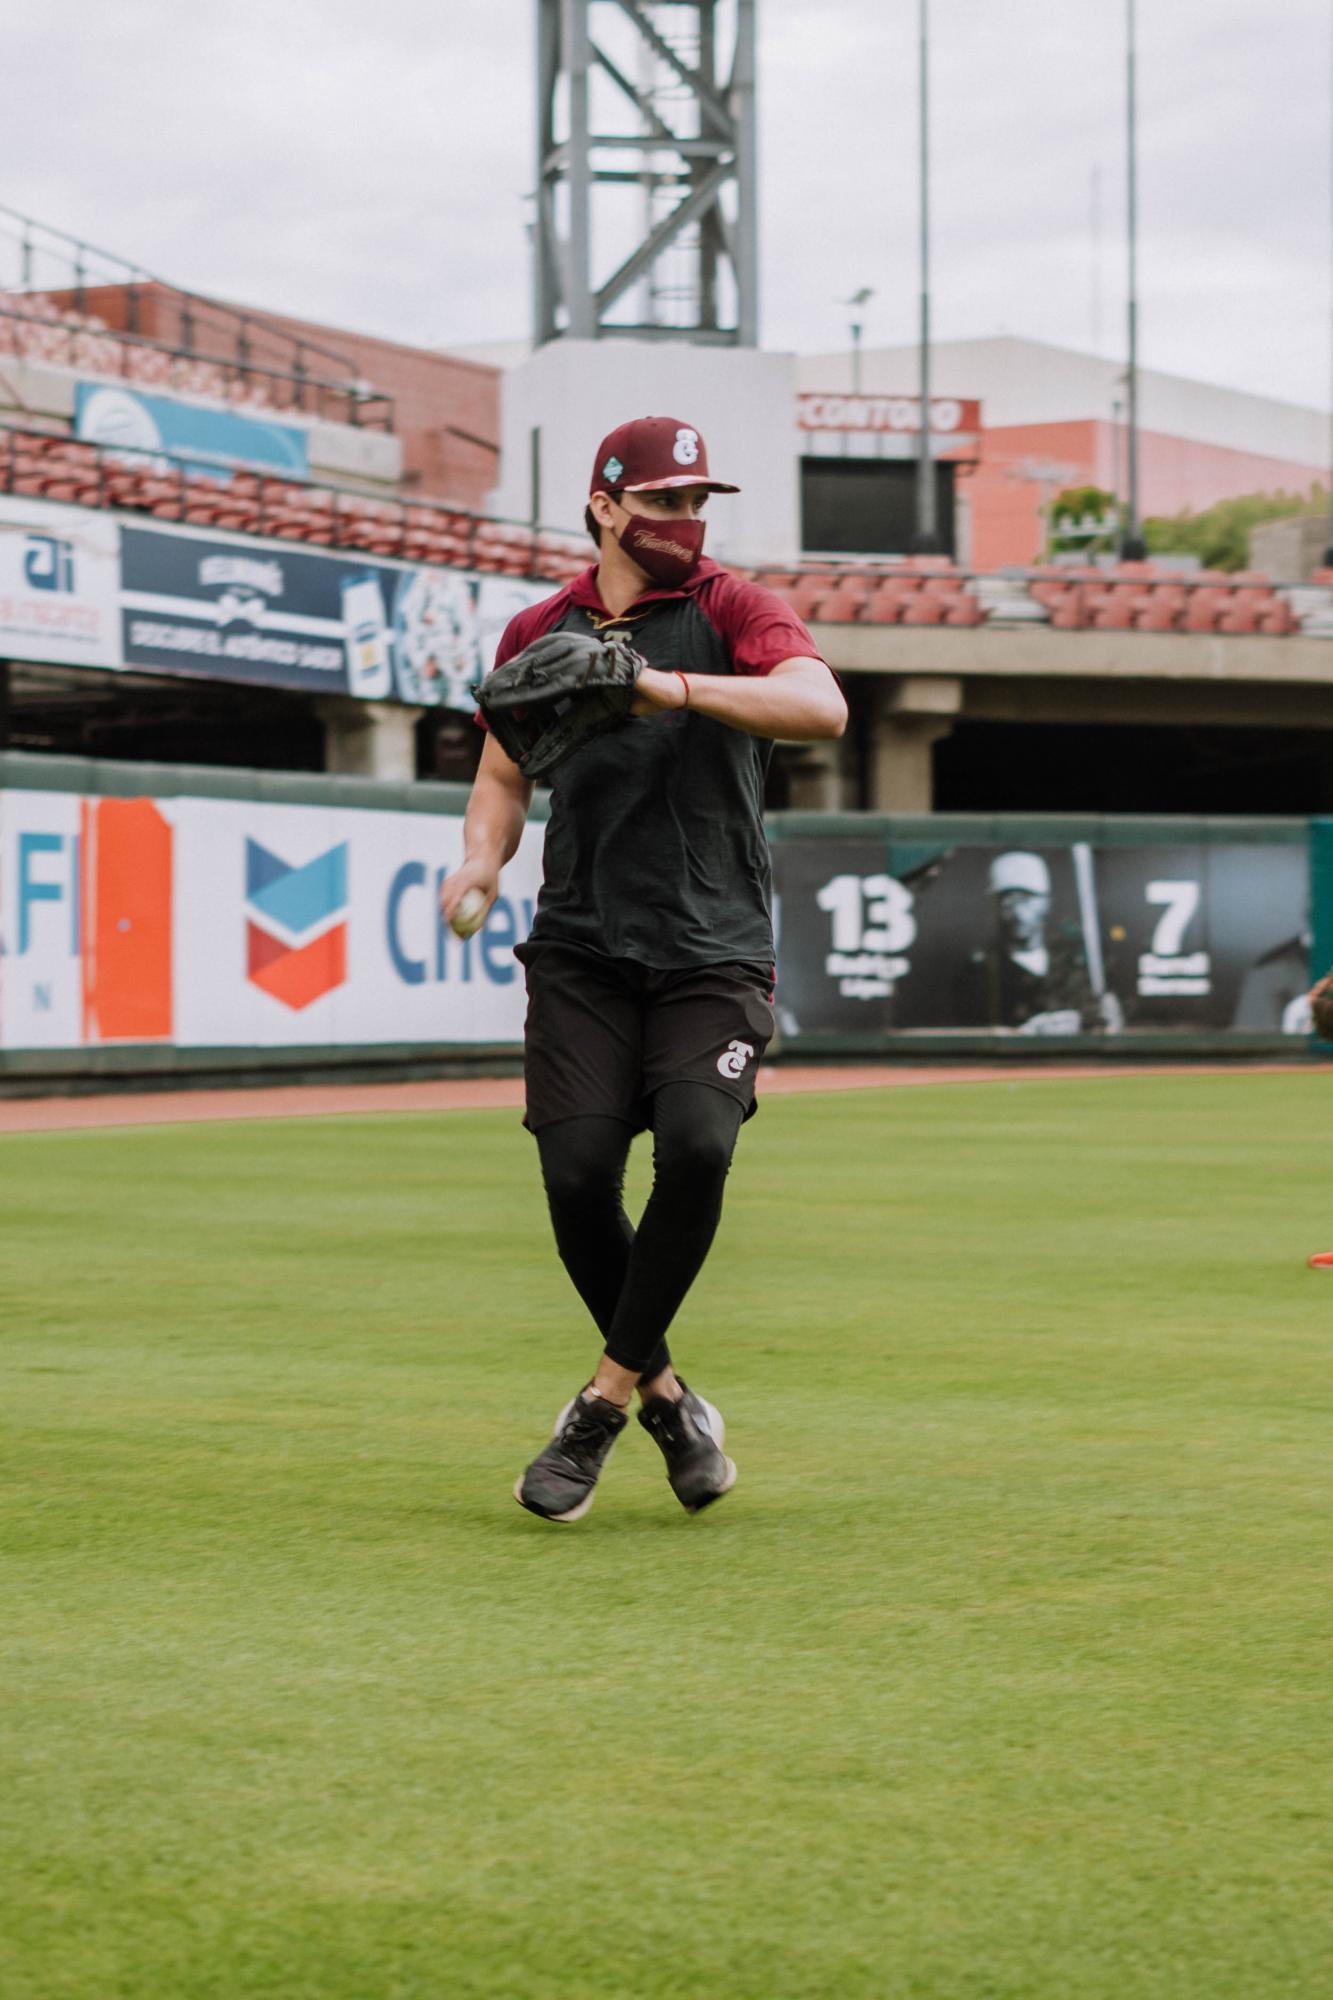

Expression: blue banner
xmin=76 ymin=382 xmax=309 ymax=482
xmin=118 ymin=522 xmax=502 ymax=707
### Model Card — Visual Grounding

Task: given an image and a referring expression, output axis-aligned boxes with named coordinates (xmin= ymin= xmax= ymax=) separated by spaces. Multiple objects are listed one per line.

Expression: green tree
xmin=1047 ymin=485 xmax=1118 ymax=556
xmin=1140 ymin=485 xmax=1328 ymax=572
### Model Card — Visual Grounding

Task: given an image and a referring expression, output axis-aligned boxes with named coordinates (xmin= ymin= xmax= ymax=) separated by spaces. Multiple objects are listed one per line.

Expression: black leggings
xmin=536 ymin=1081 xmax=746 ymax=1379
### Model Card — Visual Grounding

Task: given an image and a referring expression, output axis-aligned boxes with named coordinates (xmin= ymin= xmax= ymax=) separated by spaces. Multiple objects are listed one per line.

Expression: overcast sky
xmin=4 ymin=0 xmax=1329 ymax=411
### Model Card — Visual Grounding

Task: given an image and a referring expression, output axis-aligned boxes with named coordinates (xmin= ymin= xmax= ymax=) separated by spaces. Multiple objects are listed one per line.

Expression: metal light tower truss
xmin=534 ymin=0 xmax=757 ymax=345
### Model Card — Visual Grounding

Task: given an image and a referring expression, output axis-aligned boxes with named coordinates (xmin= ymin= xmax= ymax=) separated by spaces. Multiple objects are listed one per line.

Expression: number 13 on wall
xmin=815 ymin=874 xmax=917 ymax=953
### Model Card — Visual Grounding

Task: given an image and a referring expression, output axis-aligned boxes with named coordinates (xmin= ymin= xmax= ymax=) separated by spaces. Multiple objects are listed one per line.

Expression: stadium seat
xmin=1091 ymin=583 xmax=1146 ymax=631
xmin=784 ymin=577 xmax=835 ymax=620
xmin=813 ymin=589 xmax=866 ymax=623
xmin=1050 ymin=587 xmax=1088 ymax=630
xmin=1258 ymin=599 xmax=1299 ymax=636
xmin=901 ymin=595 xmax=947 ymax=626
xmin=1215 ymin=590 xmax=1266 ymax=635
xmin=1182 ymin=587 xmax=1226 ymax=633
xmin=335 ymin=497 xmax=405 ymax=556
xmin=1134 ymin=584 xmax=1186 ymax=631
xmin=825 ymin=574 xmax=874 ymax=612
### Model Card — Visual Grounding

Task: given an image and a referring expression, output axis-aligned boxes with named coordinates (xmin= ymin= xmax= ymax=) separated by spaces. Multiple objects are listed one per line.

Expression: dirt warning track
xmin=0 ymin=1061 xmax=1321 ymax=1135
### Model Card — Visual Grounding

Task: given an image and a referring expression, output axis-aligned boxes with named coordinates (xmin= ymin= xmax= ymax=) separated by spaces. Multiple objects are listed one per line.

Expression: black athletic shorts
xmin=515 ymin=939 xmax=776 ymax=1134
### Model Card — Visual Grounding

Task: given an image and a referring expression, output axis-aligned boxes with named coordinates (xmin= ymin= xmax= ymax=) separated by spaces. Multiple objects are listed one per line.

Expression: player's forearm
xmin=463 ymin=767 xmax=531 ymax=869
xmin=638 ymin=662 xmax=847 ymax=742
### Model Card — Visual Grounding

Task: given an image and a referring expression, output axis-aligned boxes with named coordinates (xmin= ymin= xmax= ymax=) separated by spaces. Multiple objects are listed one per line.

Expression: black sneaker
xmin=513 ymin=1388 xmax=628 ymax=1523
xmin=638 ymin=1381 xmax=737 ymax=1513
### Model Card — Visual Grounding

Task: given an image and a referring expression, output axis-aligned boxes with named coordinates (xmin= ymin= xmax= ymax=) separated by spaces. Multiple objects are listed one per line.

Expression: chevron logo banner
xmin=244 ymin=838 xmax=348 ymax=1011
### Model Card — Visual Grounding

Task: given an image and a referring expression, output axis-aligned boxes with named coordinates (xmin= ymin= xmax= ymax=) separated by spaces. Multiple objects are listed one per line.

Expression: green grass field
xmin=4 ymin=1074 xmax=1332 ymax=2000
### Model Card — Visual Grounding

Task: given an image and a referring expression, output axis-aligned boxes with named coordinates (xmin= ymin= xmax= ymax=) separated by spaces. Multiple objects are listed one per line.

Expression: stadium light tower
xmin=533 ymin=0 xmax=757 ymax=345
xmin=912 ymin=0 xmax=940 ymax=554
xmin=1326 ymin=0 xmax=1333 ymax=568
xmin=1120 ymin=0 xmax=1146 ymax=560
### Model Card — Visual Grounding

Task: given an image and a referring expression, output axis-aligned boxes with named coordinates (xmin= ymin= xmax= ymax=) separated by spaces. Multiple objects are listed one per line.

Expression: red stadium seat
xmin=1134 ymin=584 xmax=1185 ymax=631
xmin=1050 ymin=587 xmax=1089 ymax=629
xmin=784 ymin=578 xmax=834 ymax=620
xmin=1259 ymin=599 xmax=1299 ymax=636
xmin=815 ymin=597 xmax=861 ymax=622
xmin=1182 ymin=587 xmax=1225 ymax=633
xmin=825 ymin=574 xmax=874 ymax=612
xmin=901 ymin=596 xmax=947 ymax=626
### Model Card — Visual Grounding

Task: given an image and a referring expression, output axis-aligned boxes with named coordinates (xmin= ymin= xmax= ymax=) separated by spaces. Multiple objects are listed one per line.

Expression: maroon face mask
xmin=617 ymin=510 xmax=706 ymax=587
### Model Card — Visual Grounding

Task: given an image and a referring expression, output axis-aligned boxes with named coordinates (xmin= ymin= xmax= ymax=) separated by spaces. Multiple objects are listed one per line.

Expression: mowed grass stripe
xmin=2 ymin=1076 xmax=1330 ymax=1999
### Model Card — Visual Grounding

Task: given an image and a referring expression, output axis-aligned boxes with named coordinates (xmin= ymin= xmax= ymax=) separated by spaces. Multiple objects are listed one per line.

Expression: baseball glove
xmin=1309 ymin=969 xmax=1333 ymax=1041
xmin=476 ymin=630 xmax=645 ymax=780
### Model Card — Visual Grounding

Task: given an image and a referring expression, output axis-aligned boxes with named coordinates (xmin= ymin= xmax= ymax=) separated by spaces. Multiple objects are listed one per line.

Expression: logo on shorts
xmin=716 ymin=1038 xmax=754 ymax=1079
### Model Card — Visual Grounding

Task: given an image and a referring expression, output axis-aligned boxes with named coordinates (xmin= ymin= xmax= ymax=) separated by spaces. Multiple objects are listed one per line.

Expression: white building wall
xmin=798 ymin=336 xmax=1328 ymax=468
xmin=492 ymin=340 xmax=801 ymax=566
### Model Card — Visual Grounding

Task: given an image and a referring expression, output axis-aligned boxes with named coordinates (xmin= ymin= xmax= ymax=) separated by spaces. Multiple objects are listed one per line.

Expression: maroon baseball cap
xmin=589 ymin=416 xmax=740 ymax=496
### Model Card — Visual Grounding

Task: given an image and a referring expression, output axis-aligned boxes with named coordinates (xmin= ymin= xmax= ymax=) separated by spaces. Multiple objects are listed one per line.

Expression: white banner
xmin=0 ymin=496 xmax=121 ymax=669
xmin=0 ymin=788 xmax=85 ymax=1048
xmin=0 ymin=787 xmax=545 ymax=1051
xmin=172 ymin=797 xmax=543 ymax=1047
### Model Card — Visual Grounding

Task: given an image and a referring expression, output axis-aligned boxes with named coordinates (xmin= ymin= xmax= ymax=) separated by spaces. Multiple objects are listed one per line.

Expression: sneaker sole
xmin=512 ymin=1474 xmax=598 ymax=1523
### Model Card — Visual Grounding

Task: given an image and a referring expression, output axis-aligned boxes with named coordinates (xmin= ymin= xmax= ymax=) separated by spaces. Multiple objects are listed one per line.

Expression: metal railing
xmin=0 ymin=202 xmax=394 ymax=430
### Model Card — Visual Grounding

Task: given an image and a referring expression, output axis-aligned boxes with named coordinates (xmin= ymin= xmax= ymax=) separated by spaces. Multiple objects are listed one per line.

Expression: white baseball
xmin=450 ymin=888 xmax=488 ymax=939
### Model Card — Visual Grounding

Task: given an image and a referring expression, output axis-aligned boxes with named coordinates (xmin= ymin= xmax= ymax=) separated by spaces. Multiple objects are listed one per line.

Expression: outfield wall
xmin=0 ymin=751 xmax=1315 ymax=1087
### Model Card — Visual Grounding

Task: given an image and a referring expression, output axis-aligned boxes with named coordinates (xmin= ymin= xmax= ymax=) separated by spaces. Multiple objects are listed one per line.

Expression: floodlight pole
xmin=1120 ymin=0 xmax=1146 ymax=559
xmin=1326 ymin=0 xmax=1333 ymax=566
xmin=913 ymin=0 xmax=939 ymax=552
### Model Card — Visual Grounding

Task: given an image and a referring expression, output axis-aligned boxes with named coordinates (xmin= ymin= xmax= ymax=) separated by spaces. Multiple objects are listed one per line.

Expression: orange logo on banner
xmin=246 ymin=920 xmax=348 ymax=1012
xmin=79 ymin=798 xmax=174 ymax=1043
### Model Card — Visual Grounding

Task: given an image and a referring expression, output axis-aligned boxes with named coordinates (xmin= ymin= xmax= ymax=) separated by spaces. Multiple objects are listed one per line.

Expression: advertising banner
xmin=119 ymin=523 xmax=550 ymax=709
xmin=171 ymin=796 xmax=542 ymax=1047
xmin=76 ymin=382 xmax=310 ymax=481
xmin=0 ymin=789 xmax=174 ymax=1048
xmin=0 ymin=496 xmax=121 ymax=670
xmin=0 ymin=787 xmax=542 ymax=1052
xmin=773 ymin=837 xmax=1309 ymax=1040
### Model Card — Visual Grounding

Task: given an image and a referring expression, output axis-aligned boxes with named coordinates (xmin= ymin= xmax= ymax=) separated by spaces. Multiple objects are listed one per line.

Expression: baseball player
xmin=956 ymin=851 xmax=1122 ymax=1033
xmin=441 ymin=415 xmax=847 ymax=1523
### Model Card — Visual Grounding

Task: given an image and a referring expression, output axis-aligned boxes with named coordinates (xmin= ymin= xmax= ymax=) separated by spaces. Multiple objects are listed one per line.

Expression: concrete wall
xmin=1250 ymin=514 xmax=1332 ymax=583
xmin=491 ymin=339 xmax=802 ymax=565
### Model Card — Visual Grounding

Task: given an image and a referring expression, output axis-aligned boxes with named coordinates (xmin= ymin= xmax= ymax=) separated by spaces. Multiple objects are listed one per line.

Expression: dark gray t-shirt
xmin=491 ymin=562 xmax=820 ymax=970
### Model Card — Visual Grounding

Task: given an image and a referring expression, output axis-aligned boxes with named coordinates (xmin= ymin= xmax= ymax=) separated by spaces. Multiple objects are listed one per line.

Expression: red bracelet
xmin=676 ymin=671 xmax=690 ymax=709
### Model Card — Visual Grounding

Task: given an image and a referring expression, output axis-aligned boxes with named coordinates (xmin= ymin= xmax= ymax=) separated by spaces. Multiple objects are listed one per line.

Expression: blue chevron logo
xmin=245 ymin=840 xmax=347 ymax=938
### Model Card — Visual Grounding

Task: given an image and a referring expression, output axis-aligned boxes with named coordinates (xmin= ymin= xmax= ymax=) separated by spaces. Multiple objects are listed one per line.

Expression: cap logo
xmin=672 ymin=428 xmax=700 ymax=466
xmin=602 ymin=455 xmax=624 ymax=483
